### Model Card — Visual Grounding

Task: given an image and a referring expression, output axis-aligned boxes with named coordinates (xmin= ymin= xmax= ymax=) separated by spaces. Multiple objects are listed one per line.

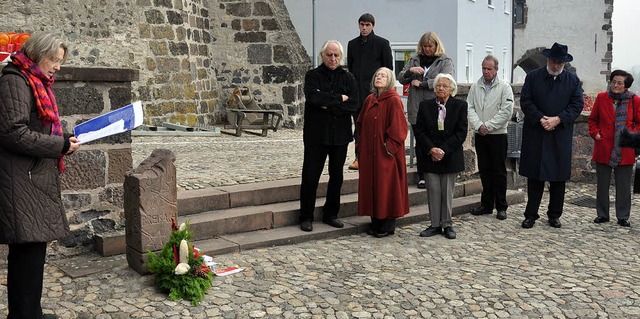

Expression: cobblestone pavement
xmin=1 ymin=130 xmax=640 ymax=318
xmin=130 ymin=129 xmax=360 ymax=190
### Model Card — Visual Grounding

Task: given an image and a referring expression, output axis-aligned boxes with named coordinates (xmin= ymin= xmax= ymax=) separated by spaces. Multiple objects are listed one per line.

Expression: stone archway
xmin=515 ymin=46 xmax=576 ymax=74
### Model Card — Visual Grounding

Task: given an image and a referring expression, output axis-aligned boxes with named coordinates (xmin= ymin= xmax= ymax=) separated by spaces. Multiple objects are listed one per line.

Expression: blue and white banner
xmin=74 ymin=101 xmax=143 ymax=144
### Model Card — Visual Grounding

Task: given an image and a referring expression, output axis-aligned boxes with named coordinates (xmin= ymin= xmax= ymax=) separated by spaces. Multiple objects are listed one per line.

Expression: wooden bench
xmin=225 ymin=109 xmax=283 ymax=137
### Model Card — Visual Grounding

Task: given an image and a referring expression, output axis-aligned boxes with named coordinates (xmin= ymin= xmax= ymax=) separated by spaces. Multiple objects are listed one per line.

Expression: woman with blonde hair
xmin=398 ymin=31 xmax=454 ymax=189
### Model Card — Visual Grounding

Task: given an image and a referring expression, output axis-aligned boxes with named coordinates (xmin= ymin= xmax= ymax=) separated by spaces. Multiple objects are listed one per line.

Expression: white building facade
xmin=284 ymin=0 xmax=514 ymax=84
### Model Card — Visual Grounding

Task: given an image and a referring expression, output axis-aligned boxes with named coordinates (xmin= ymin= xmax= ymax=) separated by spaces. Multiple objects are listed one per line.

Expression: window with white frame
xmin=465 ymin=44 xmax=474 ymax=83
xmin=502 ymin=48 xmax=509 ymax=80
xmin=503 ymin=0 xmax=510 ymax=14
xmin=488 ymin=0 xmax=494 ymax=8
xmin=486 ymin=45 xmax=494 ymax=56
xmin=390 ymin=43 xmax=417 ymax=96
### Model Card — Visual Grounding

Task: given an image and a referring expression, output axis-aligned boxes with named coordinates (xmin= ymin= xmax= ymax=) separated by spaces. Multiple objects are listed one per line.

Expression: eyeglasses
xmin=611 ymin=81 xmax=625 ymax=87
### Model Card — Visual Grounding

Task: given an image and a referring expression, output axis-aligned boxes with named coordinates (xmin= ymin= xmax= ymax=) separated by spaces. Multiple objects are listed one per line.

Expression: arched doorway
xmin=513 ymin=46 xmax=576 ymax=83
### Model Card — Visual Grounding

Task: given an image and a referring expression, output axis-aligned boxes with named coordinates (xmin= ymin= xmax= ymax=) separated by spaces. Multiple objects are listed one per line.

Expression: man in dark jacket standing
xmin=347 ymin=13 xmax=393 ymax=170
xmin=299 ymin=40 xmax=358 ymax=232
xmin=519 ymin=42 xmax=584 ymax=229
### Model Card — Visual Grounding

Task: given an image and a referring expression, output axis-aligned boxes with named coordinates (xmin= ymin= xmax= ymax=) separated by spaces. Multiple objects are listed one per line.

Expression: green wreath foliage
xmin=146 ymin=221 xmax=213 ymax=306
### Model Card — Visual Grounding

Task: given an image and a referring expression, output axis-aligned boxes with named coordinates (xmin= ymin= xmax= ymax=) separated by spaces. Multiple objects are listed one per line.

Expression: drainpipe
xmin=312 ymin=0 xmax=317 ymax=68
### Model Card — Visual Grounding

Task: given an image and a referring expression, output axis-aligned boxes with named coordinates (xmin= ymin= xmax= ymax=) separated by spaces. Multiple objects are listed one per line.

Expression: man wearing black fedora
xmin=519 ymin=42 xmax=584 ymax=229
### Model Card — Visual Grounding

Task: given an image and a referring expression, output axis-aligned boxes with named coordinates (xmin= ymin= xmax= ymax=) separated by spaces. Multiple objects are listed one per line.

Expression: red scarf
xmin=11 ymin=51 xmax=66 ymax=173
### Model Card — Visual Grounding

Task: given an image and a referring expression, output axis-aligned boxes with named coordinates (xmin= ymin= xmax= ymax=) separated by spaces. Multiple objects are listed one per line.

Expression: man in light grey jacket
xmin=467 ymin=55 xmax=514 ymax=220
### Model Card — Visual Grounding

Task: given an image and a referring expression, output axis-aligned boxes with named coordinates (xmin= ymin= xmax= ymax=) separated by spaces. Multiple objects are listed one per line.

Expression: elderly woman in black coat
xmin=414 ymin=73 xmax=468 ymax=240
xmin=0 ymin=32 xmax=79 ymax=318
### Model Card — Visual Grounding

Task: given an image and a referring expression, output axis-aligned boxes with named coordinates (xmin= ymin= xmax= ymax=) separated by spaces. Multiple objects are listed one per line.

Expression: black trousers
xmin=299 ymin=143 xmax=348 ymax=222
xmin=370 ymin=217 xmax=397 ymax=233
xmin=352 ymin=111 xmax=360 ymax=157
xmin=475 ymin=133 xmax=508 ymax=213
xmin=524 ymin=178 xmax=566 ymax=220
xmin=8 ymin=242 xmax=47 ymax=319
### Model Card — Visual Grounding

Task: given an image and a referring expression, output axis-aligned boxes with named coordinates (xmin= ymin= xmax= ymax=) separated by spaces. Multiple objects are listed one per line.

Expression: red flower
xmin=172 ymin=244 xmax=179 ymax=265
xmin=171 ymin=218 xmax=178 ymax=231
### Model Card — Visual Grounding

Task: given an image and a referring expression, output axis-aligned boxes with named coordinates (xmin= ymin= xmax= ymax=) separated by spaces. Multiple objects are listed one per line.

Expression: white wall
xmin=283 ymin=0 xmax=512 ymax=84
xmin=457 ymin=0 xmax=513 ymax=83
xmin=513 ymin=0 xmax=610 ymax=94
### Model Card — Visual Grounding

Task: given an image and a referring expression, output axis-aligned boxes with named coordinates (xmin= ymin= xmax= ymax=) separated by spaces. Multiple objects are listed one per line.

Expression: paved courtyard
xmin=0 ymin=130 xmax=639 ymax=318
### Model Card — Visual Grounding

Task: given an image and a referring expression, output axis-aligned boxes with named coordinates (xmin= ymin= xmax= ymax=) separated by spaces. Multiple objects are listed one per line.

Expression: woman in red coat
xmin=356 ymin=67 xmax=409 ymax=237
xmin=588 ymin=69 xmax=640 ymax=227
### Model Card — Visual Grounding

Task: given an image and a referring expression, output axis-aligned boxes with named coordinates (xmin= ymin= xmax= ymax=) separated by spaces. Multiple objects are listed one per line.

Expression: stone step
xmin=191 ymin=190 xmax=525 ymax=257
xmin=94 ymin=171 xmax=504 ymax=257
xmin=181 ymin=186 xmax=429 ymax=242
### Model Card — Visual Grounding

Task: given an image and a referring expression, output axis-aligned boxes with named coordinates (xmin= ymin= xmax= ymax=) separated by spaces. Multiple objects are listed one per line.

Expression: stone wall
xmin=56 ymin=67 xmax=139 ymax=248
xmin=0 ymin=0 xmax=310 ymax=129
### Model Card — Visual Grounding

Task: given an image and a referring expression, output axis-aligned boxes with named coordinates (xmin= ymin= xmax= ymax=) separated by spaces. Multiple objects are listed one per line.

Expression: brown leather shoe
xmin=348 ymin=159 xmax=359 ymax=170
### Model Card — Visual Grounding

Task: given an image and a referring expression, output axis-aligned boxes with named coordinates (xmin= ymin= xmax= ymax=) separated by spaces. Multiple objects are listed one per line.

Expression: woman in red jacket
xmin=356 ymin=67 xmax=409 ymax=237
xmin=588 ymin=69 xmax=640 ymax=227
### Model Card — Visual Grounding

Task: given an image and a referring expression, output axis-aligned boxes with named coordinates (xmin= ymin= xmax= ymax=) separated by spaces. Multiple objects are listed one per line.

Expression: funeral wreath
xmin=146 ymin=219 xmax=213 ymax=305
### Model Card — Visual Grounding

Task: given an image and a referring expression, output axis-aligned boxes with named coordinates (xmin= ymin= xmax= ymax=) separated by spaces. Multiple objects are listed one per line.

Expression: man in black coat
xmin=299 ymin=40 xmax=358 ymax=232
xmin=519 ymin=42 xmax=584 ymax=229
xmin=347 ymin=13 xmax=393 ymax=170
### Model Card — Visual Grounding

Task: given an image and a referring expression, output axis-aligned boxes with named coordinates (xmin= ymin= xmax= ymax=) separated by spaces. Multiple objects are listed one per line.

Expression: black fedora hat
xmin=542 ymin=42 xmax=573 ymax=62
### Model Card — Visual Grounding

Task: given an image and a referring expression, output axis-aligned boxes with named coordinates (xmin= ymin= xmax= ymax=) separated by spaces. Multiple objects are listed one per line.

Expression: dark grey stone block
xmin=144 ymin=9 xmax=165 ymax=24
xmin=262 ymin=65 xmax=293 ymax=84
xmin=248 ymin=44 xmax=272 ymax=64
xmin=56 ymin=87 xmax=103 ymax=116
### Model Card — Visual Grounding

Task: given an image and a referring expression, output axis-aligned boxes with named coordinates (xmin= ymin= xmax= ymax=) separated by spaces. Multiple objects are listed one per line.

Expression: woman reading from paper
xmin=0 ymin=31 xmax=79 ymax=318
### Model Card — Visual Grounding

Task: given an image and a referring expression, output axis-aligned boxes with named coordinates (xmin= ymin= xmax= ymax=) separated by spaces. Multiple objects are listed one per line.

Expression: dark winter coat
xmin=347 ymin=31 xmax=393 ymax=109
xmin=519 ymin=67 xmax=584 ymax=181
xmin=414 ymin=97 xmax=468 ymax=174
xmin=303 ymin=63 xmax=359 ymax=146
xmin=0 ymin=63 xmax=70 ymax=244
xmin=356 ymin=89 xmax=409 ymax=219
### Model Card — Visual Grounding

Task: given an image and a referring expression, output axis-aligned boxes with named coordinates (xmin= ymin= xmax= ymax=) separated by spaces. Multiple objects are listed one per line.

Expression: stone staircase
xmin=95 ymin=168 xmax=526 ymax=258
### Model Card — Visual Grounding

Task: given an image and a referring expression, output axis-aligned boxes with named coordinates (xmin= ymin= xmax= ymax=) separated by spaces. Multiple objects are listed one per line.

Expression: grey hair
xmin=370 ymin=67 xmax=396 ymax=94
xmin=318 ymin=40 xmax=345 ymax=65
xmin=21 ymin=31 xmax=68 ymax=65
xmin=483 ymin=54 xmax=499 ymax=68
xmin=433 ymin=73 xmax=458 ymax=97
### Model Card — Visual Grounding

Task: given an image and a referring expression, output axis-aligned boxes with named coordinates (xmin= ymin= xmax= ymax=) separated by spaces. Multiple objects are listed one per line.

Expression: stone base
xmin=126 ymin=246 xmax=153 ymax=275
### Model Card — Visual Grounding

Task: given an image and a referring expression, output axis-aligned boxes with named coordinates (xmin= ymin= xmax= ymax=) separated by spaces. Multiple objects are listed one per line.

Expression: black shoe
xmin=419 ymin=226 xmax=442 ymax=237
xmin=521 ymin=218 xmax=535 ymax=228
xmin=374 ymin=231 xmax=394 ymax=238
xmin=322 ymin=218 xmax=344 ymax=228
xmin=470 ymin=206 xmax=492 ymax=216
xmin=618 ymin=219 xmax=631 ymax=227
xmin=443 ymin=227 xmax=456 ymax=239
xmin=496 ymin=210 xmax=507 ymax=220
xmin=548 ymin=217 xmax=561 ymax=228
xmin=593 ymin=216 xmax=610 ymax=223
xmin=366 ymin=228 xmax=376 ymax=236
xmin=417 ymin=180 xmax=426 ymax=189
xmin=300 ymin=221 xmax=313 ymax=232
